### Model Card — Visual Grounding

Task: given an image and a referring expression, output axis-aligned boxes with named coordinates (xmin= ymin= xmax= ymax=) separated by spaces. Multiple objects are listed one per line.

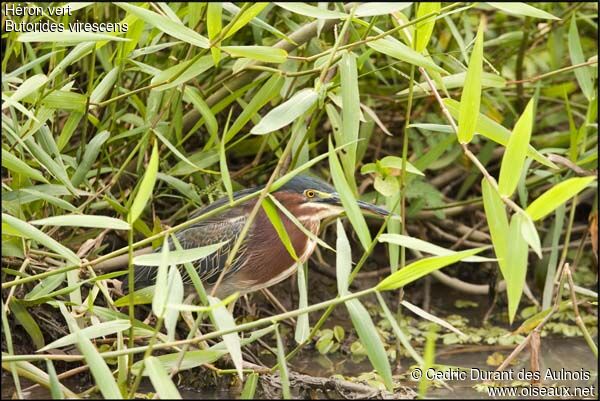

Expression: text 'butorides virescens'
xmin=120 ymin=175 xmax=389 ymax=298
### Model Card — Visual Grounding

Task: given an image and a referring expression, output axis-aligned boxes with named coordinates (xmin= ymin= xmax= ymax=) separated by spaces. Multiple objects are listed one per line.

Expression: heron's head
xmin=276 ymin=175 xmax=389 ymax=220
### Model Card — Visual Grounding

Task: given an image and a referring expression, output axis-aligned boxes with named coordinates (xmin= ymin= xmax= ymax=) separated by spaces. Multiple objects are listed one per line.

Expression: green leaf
xmin=3 ymin=74 xmax=47 ymax=103
xmin=526 ymin=176 xmax=596 ymax=221
xmin=40 ymin=320 xmax=131 ymax=352
xmin=275 ymin=325 xmax=291 ymax=399
xmin=18 ymin=31 xmax=129 ymax=43
xmin=261 ymin=197 xmax=299 ymax=260
xmin=224 ymin=3 xmax=269 ymax=39
xmin=518 ymin=211 xmax=542 ymax=258
xmin=251 ymin=88 xmax=317 ymax=135
xmin=164 ymin=267 xmax=184 ymax=341
xmin=482 ymin=179 xmax=509 ymax=270
xmin=505 ymin=214 xmax=529 ymax=324
xmin=145 ymin=357 xmax=182 ymax=399
xmin=294 ymin=264 xmax=310 ymax=344
xmin=379 ymin=233 xmax=494 ymax=262
xmin=222 ymin=46 xmax=287 ymax=63
xmin=77 ymin=333 xmax=122 ymax=399
xmin=132 ymin=348 xmax=227 ymax=376
xmin=340 ymin=51 xmax=360 ymax=187
xmin=128 ymin=140 xmax=159 ymax=224
xmin=151 ymin=55 xmax=213 ymax=91
xmin=328 ymin=138 xmax=372 ymax=251
xmin=377 ymin=248 xmax=485 ymax=291
xmin=90 ymin=68 xmax=119 ymax=105
xmin=207 ymin=3 xmax=222 ymax=65
xmin=152 ymin=237 xmax=170 ymax=317
xmin=367 ymin=37 xmax=445 ymax=73
xmin=457 ymin=20 xmax=484 ymax=144
xmin=241 ymin=373 xmax=259 ymax=399
xmin=19 ymin=188 xmax=76 ymax=212
xmin=226 ymin=74 xmax=284 ymax=142
xmin=415 ymin=2 xmax=441 ymax=52
xmin=345 ymin=299 xmax=393 ymax=391
xmin=115 ymin=3 xmax=209 ymax=48
xmin=498 ymin=98 xmax=534 ymax=196
xmin=209 ymin=295 xmax=243 ymax=379
xmin=10 ymin=300 xmax=45 ymax=349
xmin=336 ymin=219 xmax=352 ymax=296
xmin=133 ymin=242 xmax=225 ymax=266
xmin=48 ymin=42 xmax=95 ymax=81
xmin=2 ymin=213 xmax=79 ymax=265
xmin=443 ymin=98 xmax=557 ymax=169
xmin=401 ymin=300 xmax=466 ymax=337
xmin=568 ymin=16 xmax=594 ymax=101
xmin=71 ymin=130 xmax=110 ymax=186
xmin=275 ymin=2 xmax=346 ymax=19
xmin=184 ymin=87 xmax=218 ymax=138
xmin=30 ymin=214 xmax=130 ymax=230
xmin=398 ymin=72 xmax=506 ymax=96
xmin=354 ymin=2 xmax=412 ymax=17
xmin=1 ymin=148 xmax=48 ymax=183
xmin=487 ymin=3 xmax=560 ymax=20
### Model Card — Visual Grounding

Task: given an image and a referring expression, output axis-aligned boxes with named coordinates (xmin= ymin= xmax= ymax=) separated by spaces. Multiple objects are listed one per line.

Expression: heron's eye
xmin=305 ymin=190 xmax=316 ymax=198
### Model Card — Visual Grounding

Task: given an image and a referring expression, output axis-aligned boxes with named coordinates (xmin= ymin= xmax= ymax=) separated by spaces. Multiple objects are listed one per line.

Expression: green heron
xmin=119 ymin=175 xmax=389 ymax=298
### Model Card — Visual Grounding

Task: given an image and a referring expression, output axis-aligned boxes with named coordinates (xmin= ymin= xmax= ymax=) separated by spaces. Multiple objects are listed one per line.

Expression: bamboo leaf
xmin=328 ymin=137 xmax=372 ymax=251
xmin=340 ymin=51 xmax=360 ymax=187
xmin=207 ymin=3 xmax=222 ymax=65
xmin=568 ymin=16 xmax=594 ymax=101
xmin=77 ymin=333 xmax=122 ymax=399
xmin=40 ymin=320 xmax=131 ymax=352
xmin=366 ymin=37 xmax=445 ymax=73
xmin=164 ymin=267 xmax=184 ymax=341
xmin=261 ymin=197 xmax=299 ymax=260
xmin=1 ymin=149 xmax=48 ymax=183
xmin=30 ymin=214 xmax=130 ymax=230
xmin=294 ymin=263 xmax=310 ymax=344
xmin=487 ymin=3 xmax=559 ymax=20
xmin=336 ymin=219 xmax=352 ymax=296
xmin=222 ymin=46 xmax=287 ymax=63
xmin=152 ymin=237 xmax=170 ymax=317
xmin=115 ymin=3 xmax=209 ymax=48
xmin=224 ymin=3 xmax=269 ymax=39
xmin=184 ymin=87 xmax=218 ymax=138
xmin=505 ymin=214 xmax=529 ymax=324
xmin=379 ymin=234 xmax=494 ymax=262
xmin=275 ymin=3 xmax=346 ymax=19
xmin=2 ymin=213 xmax=79 ymax=265
xmin=2 ymin=74 xmax=47 ymax=104
xmin=10 ymin=300 xmax=45 ymax=349
xmin=145 ymin=357 xmax=182 ymax=399
xmin=401 ymin=300 xmax=466 ymax=337
xmin=355 ymin=3 xmax=412 ymax=17
xmin=133 ymin=242 xmax=225 ymax=266
xmin=526 ymin=176 xmax=596 ymax=221
xmin=251 ymin=88 xmax=318 ymax=135
xmin=18 ymin=31 xmax=129 ymax=43
xmin=518 ymin=211 xmax=542 ymax=258
xmin=345 ymin=298 xmax=393 ymax=391
xmin=482 ymin=179 xmax=509 ymax=273
xmin=415 ymin=2 xmax=441 ymax=52
xmin=443 ymin=98 xmax=557 ymax=169
xmin=457 ymin=20 xmax=484 ymax=144
xmin=128 ymin=140 xmax=159 ymax=224
xmin=71 ymin=130 xmax=110 ymax=186
xmin=498 ymin=98 xmax=534 ymax=196
xmin=377 ymin=248 xmax=485 ymax=291
xmin=241 ymin=373 xmax=259 ymax=399
xmin=275 ymin=325 xmax=291 ymax=399
xmin=209 ymin=295 xmax=243 ymax=379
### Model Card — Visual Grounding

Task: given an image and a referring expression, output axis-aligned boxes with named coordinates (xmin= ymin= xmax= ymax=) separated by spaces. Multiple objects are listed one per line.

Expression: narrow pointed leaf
xmin=568 ymin=16 xmax=594 ymax=101
xmin=164 ymin=267 xmax=184 ymax=341
xmin=261 ymin=197 xmax=299 ymax=260
xmin=128 ymin=141 xmax=159 ymax=223
xmin=115 ymin=3 xmax=209 ymax=48
xmin=487 ymin=3 xmax=559 ymax=20
xmin=40 ymin=320 xmax=131 ymax=352
xmin=251 ymin=88 xmax=317 ymax=135
xmin=526 ymin=177 xmax=596 ymax=221
xmin=152 ymin=237 xmax=170 ymax=317
xmin=275 ymin=2 xmax=346 ymax=19
xmin=275 ymin=326 xmax=291 ymax=399
xmin=294 ymin=264 xmax=310 ymax=344
xmin=415 ymin=3 xmax=441 ymax=52
xmin=336 ymin=219 xmax=352 ymax=296
xmin=345 ymin=299 xmax=393 ymax=391
xmin=340 ymin=51 xmax=360 ymax=185
xmin=30 ymin=214 xmax=130 ymax=230
xmin=367 ymin=38 xmax=444 ymax=73
xmin=457 ymin=20 xmax=484 ymax=143
xmin=518 ymin=212 xmax=542 ymax=258
xmin=209 ymin=295 xmax=243 ymax=380
xmin=133 ymin=242 xmax=225 ymax=266
xmin=328 ymin=138 xmax=372 ymax=251
xmin=222 ymin=46 xmax=287 ymax=63
xmin=2 ymin=213 xmax=79 ymax=265
xmin=482 ymin=179 xmax=509 ymax=271
xmin=207 ymin=3 xmax=222 ymax=65
xmin=498 ymin=98 xmax=534 ymax=196
xmin=77 ymin=333 xmax=122 ymax=399
xmin=145 ymin=356 xmax=182 ymax=399
xmin=377 ymin=248 xmax=485 ymax=291
xmin=506 ymin=214 xmax=529 ymax=324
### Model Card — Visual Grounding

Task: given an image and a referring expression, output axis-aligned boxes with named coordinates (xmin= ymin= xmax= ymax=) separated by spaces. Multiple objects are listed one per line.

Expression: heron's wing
xmin=124 ymin=212 xmax=248 ymax=290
